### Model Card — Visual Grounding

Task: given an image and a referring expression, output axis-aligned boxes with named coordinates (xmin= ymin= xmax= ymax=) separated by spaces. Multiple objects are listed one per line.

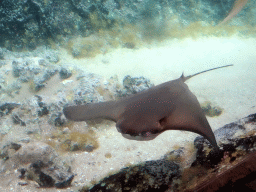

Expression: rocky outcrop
xmin=0 ymin=142 xmax=74 ymax=188
xmin=1 ymin=0 xmax=254 ymax=51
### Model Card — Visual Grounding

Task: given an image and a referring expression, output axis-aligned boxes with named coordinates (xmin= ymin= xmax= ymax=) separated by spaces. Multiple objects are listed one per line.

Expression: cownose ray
xmin=63 ymin=64 xmax=233 ymax=149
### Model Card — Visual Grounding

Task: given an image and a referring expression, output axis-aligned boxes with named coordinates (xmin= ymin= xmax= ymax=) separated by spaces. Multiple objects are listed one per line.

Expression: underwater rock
xmin=0 ymin=142 xmax=58 ymax=170
xmin=8 ymin=57 xmax=60 ymax=94
xmin=12 ymin=59 xmax=42 ymax=82
xmin=38 ymin=58 xmax=47 ymax=66
xmin=69 ymin=141 xmax=98 ymax=152
xmin=44 ymin=51 xmax=60 ymax=63
xmin=63 ymin=71 xmax=119 ymax=105
xmin=37 ymin=104 xmax=49 ymax=117
xmin=55 ymin=174 xmax=75 ymax=188
xmin=49 ymin=112 xmax=66 ymax=127
xmin=83 ymin=158 xmax=181 ymax=192
xmin=0 ymin=48 xmax=60 ymax=95
xmin=0 ymin=102 xmax=20 ymax=116
xmin=1 ymin=0 xmax=253 ymax=50
xmin=16 ymin=142 xmax=57 ymax=164
xmin=163 ymin=147 xmax=185 ymax=163
xmin=83 ymin=144 xmax=97 ymax=152
xmin=44 ymin=67 xmax=59 ymax=80
xmin=73 ymin=75 xmax=104 ymax=104
xmin=31 ymin=67 xmax=58 ymax=92
xmin=12 ymin=60 xmax=25 ymax=78
xmin=0 ymin=141 xmax=74 ymax=188
xmin=12 ymin=113 xmax=26 ymax=126
xmin=59 ymin=67 xmax=72 ymax=79
xmin=31 ymin=78 xmax=46 ymax=92
xmin=120 ymin=75 xmax=154 ymax=97
xmin=35 ymin=95 xmax=49 ymax=117
xmin=24 ymin=160 xmax=74 ymax=188
xmin=1 ymin=81 xmax=22 ymax=97
xmin=0 ymin=142 xmax=22 ymax=161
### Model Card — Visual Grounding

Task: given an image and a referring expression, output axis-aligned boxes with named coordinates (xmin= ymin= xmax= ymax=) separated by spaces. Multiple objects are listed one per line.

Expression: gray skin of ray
xmin=63 ymin=64 xmax=233 ymax=149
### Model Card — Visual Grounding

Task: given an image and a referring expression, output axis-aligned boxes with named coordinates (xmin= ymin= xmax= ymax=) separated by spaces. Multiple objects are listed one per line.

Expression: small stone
xmin=84 ymin=144 xmax=96 ymax=152
xmin=62 ymin=127 xmax=70 ymax=134
xmin=55 ymin=175 xmax=75 ymax=188
xmin=18 ymin=168 xmax=26 ymax=179
xmin=59 ymin=67 xmax=72 ymax=79
xmin=12 ymin=113 xmax=26 ymax=126
xmin=38 ymin=59 xmax=46 ymax=66
xmin=0 ymin=103 xmax=20 ymax=116
xmin=70 ymin=142 xmax=80 ymax=151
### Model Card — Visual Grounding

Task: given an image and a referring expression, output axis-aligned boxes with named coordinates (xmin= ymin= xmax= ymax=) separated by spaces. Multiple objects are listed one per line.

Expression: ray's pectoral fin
xmin=63 ymin=101 xmax=121 ymax=122
xmin=162 ymin=107 xmax=218 ymax=149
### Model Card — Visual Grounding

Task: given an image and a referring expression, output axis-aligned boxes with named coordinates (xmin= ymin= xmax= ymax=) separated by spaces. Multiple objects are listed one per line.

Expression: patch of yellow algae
xmin=201 ymin=101 xmax=223 ymax=117
xmin=45 ymin=122 xmax=99 ymax=153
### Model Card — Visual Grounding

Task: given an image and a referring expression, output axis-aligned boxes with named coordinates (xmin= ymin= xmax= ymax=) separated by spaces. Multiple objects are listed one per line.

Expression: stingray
xmin=63 ymin=64 xmax=233 ymax=149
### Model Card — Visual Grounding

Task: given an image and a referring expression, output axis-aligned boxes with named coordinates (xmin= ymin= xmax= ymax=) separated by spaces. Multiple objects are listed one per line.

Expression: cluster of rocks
xmin=0 ymin=141 xmax=74 ymax=188
xmin=0 ymin=48 xmax=157 ymax=189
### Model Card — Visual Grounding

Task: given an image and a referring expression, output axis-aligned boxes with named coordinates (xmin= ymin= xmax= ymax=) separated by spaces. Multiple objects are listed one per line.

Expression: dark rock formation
xmin=25 ymin=160 xmax=74 ymax=188
xmin=59 ymin=67 xmax=72 ymax=79
xmin=82 ymin=156 xmax=181 ymax=192
xmin=0 ymin=102 xmax=20 ymax=116
xmin=0 ymin=142 xmax=74 ymax=188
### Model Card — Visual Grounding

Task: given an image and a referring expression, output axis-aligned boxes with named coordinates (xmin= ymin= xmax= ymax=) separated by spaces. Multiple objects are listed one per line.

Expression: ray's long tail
xmin=181 ymin=64 xmax=233 ymax=82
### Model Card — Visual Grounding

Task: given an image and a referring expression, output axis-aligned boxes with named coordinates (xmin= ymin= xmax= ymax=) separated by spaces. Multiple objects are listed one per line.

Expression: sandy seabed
xmin=1 ymin=36 xmax=256 ymax=191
